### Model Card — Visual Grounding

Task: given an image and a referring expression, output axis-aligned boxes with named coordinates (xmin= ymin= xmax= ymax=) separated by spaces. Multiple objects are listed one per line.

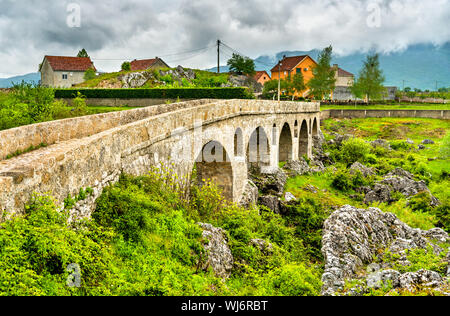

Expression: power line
xmin=90 ymin=44 xmax=217 ymax=61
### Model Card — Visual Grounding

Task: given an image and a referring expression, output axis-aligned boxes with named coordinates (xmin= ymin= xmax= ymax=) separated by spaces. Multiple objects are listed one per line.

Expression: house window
xmin=304 ymin=68 xmax=308 ymax=72
xmin=62 ymin=74 xmax=68 ymax=80
xmin=296 ymin=68 xmax=301 ymax=74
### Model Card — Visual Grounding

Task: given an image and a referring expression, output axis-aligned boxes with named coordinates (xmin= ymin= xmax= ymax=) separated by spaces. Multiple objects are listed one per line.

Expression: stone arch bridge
xmin=0 ymin=99 xmax=320 ymax=220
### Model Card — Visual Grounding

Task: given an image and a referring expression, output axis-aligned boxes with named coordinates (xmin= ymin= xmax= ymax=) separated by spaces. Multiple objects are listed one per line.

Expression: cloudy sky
xmin=0 ymin=0 xmax=449 ymax=77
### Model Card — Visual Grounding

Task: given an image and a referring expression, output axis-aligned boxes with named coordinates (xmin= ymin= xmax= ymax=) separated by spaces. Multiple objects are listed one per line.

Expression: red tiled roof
xmin=44 ymin=56 xmax=96 ymax=72
xmin=254 ymin=71 xmax=270 ymax=81
xmin=271 ymin=55 xmax=308 ymax=72
xmin=337 ymin=67 xmax=354 ymax=77
xmin=130 ymin=59 xmax=159 ymax=71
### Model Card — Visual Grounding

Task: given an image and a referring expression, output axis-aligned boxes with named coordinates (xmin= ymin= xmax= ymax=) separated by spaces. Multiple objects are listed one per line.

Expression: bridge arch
xmin=312 ymin=117 xmax=319 ymax=136
xmin=195 ymin=140 xmax=233 ymax=201
xmin=247 ymin=126 xmax=270 ymax=169
xmin=279 ymin=122 xmax=293 ymax=162
xmin=299 ymin=119 xmax=309 ymax=158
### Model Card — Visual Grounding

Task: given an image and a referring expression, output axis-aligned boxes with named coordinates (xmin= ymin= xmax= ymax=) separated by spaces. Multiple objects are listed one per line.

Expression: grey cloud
xmin=0 ymin=0 xmax=449 ymax=75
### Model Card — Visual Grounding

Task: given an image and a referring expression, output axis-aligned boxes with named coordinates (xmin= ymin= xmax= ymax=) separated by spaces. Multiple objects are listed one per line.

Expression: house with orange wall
xmin=253 ymin=71 xmax=271 ymax=86
xmin=271 ymin=55 xmax=318 ymax=97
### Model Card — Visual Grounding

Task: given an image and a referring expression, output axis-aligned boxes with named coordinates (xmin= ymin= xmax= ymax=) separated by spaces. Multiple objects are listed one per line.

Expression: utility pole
xmin=278 ymin=60 xmax=282 ymax=102
xmin=217 ymin=39 xmax=221 ymax=74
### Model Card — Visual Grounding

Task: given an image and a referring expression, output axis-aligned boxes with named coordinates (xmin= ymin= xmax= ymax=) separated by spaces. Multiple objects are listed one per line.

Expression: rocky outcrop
xmin=321 ymin=205 xmax=449 ymax=296
xmin=239 ymin=180 xmax=259 ymax=209
xmin=283 ymin=159 xmax=311 ymax=176
xmin=258 ymin=195 xmax=281 ymax=214
xmin=198 ymin=223 xmax=234 ymax=279
xmin=349 ymin=162 xmax=375 ymax=178
xmin=226 ymin=75 xmax=262 ymax=93
xmin=250 ymin=239 xmax=274 ymax=254
xmin=250 ymin=167 xmax=287 ymax=197
xmin=371 ymin=139 xmax=392 ymax=150
xmin=364 ymin=168 xmax=439 ymax=206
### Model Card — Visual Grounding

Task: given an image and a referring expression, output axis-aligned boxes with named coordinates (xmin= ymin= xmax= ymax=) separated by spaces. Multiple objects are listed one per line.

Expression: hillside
xmin=208 ymin=43 xmax=450 ymax=91
xmin=0 ymin=72 xmax=40 ymax=88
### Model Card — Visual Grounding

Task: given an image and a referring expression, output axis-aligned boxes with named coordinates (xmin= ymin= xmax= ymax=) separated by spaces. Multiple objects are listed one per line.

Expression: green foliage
xmin=227 ymin=53 xmax=256 ymax=76
xmin=283 ymin=197 xmax=329 ymax=260
xmin=0 ymin=194 xmax=116 ymax=296
xmin=83 ymin=68 xmax=96 ymax=81
xmin=121 ymin=62 xmax=131 ymax=71
xmin=54 ymin=87 xmax=253 ymax=100
xmin=408 ymin=191 xmax=435 ymax=213
xmin=351 ymin=54 xmax=386 ymax=102
xmin=439 ymin=133 xmax=450 ymax=159
xmin=256 ymin=264 xmax=321 ymax=296
xmin=77 ymin=49 xmax=89 ymax=58
xmin=307 ymin=46 xmax=336 ymax=100
xmin=382 ymin=246 xmax=449 ymax=276
xmin=340 ymin=138 xmax=371 ymax=164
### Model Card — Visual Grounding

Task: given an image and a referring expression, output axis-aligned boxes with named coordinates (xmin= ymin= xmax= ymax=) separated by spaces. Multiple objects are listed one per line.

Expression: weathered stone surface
xmin=198 ymin=223 xmax=234 ymax=279
xmin=250 ymin=167 xmax=287 ymax=197
xmin=406 ymin=139 xmax=414 ymax=145
xmin=284 ymin=159 xmax=311 ymax=176
xmin=364 ymin=184 xmax=392 ymax=204
xmin=350 ymin=162 xmax=375 ymax=178
xmin=367 ymin=269 xmax=401 ymax=289
xmin=258 ymin=195 xmax=281 ymax=214
xmin=364 ymin=168 xmax=439 ymax=206
xmin=250 ymin=239 xmax=274 ymax=254
xmin=399 ymin=270 xmax=443 ymax=291
xmin=371 ymin=139 xmax=391 ymax=150
xmin=422 ymin=139 xmax=435 ymax=145
xmin=239 ymin=180 xmax=259 ymax=209
xmin=321 ymin=205 xmax=449 ymax=295
xmin=284 ymin=192 xmax=296 ymax=202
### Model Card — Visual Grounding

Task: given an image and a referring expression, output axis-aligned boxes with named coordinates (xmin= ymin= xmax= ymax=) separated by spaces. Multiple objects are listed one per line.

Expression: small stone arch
xmin=195 ymin=140 xmax=233 ymax=201
xmin=312 ymin=117 xmax=319 ymax=136
xmin=247 ymin=126 xmax=270 ymax=169
xmin=279 ymin=122 xmax=293 ymax=162
xmin=234 ymin=128 xmax=244 ymax=157
xmin=299 ymin=120 xmax=309 ymax=158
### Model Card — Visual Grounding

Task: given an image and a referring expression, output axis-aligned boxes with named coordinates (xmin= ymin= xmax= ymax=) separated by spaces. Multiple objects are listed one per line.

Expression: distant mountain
xmin=0 ymin=73 xmax=40 ymax=88
xmin=208 ymin=43 xmax=450 ymax=91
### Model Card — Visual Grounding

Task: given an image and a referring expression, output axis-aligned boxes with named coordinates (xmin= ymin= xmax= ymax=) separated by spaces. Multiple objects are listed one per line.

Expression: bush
xmin=341 ymin=138 xmax=371 ymax=164
xmin=0 ymin=194 xmax=116 ymax=295
xmin=331 ymin=170 xmax=353 ymax=191
xmin=54 ymin=88 xmax=254 ymax=100
xmin=256 ymin=264 xmax=321 ymax=296
xmin=83 ymin=69 xmax=96 ymax=81
xmin=121 ymin=62 xmax=131 ymax=71
xmin=408 ymin=192 xmax=435 ymax=213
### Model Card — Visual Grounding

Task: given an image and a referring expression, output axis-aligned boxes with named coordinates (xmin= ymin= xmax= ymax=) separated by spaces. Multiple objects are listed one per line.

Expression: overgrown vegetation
xmin=0 ymin=165 xmax=322 ymax=296
xmin=0 ymin=83 xmax=91 ymax=131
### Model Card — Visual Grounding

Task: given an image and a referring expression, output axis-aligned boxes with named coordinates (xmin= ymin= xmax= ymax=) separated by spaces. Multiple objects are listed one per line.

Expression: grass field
xmin=287 ymin=117 xmax=450 ymax=231
xmin=321 ymin=103 xmax=450 ymax=111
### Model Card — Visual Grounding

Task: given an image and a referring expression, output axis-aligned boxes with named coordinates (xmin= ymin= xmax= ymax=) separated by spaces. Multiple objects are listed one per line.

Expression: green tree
xmin=121 ymin=61 xmax=131 ymax=71
xmin=351 ymin=54 xmax=386 ymax=102
xmin=77 ymin=49 xmax=89 ymax=58
xmin=227 ymin=53 xmax=256 ymax=76
xmin=83 ymin=68 xmax=96 ymax=81
xmin=307 ymin=46 xmax=336 ymax=100
xmin=291 ymin=72 xmax=306 ymax=96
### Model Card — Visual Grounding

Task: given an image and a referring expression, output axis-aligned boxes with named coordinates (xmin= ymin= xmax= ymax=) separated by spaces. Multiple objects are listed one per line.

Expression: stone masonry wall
xmin=0 ymin=99 xmax=215 ymax=160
